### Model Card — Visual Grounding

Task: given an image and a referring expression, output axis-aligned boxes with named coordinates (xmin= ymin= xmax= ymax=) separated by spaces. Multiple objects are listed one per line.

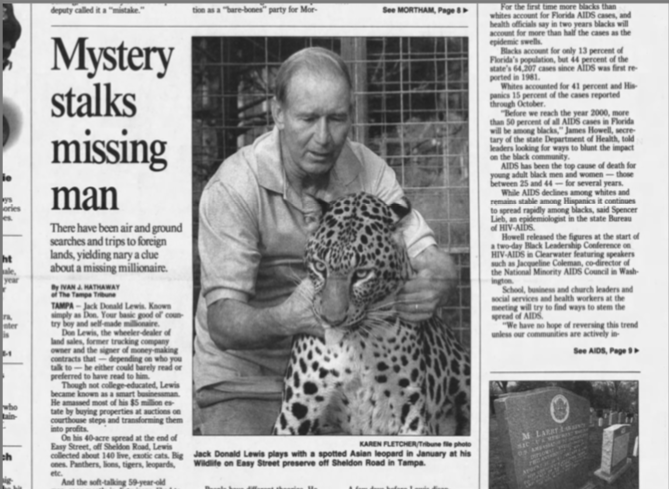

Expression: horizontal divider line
xmin=52 ymin=25 xmax=468 ymax=29
xmin=491 ymin=371 xmax=642 ymax=374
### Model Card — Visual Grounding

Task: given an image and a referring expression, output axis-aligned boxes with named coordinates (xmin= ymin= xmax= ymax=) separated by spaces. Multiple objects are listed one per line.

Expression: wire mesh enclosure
xmin=192 ymin=37 xmax=470 ymax=347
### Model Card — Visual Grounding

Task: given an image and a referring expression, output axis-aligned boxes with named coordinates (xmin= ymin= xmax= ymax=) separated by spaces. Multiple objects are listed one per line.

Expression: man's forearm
xmin=208 ymin=299 xmax=289 ymax=351
xmin=207 ymin=279 xmax=322 ymax=351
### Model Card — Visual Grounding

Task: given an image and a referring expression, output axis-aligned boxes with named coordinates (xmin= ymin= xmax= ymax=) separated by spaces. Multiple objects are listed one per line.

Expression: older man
xmin=194 ymin=47 xmax=456 ymax=435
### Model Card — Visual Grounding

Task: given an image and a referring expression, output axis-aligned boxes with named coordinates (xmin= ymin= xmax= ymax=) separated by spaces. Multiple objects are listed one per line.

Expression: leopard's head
xmin=304 ymin=192 xmax=412 ymax=331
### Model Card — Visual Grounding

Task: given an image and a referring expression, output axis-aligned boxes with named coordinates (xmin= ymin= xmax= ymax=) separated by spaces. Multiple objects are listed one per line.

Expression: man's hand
xmin=209 ymin=278 xmax=324 ymax=351
xmin=275 ymin=278 xmax=325 ymax=339
xmin=396 ymin=246 xmax=458 ymax=323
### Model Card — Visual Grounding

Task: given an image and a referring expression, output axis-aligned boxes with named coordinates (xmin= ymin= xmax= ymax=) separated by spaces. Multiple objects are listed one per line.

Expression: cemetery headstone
xmin=595 ymin=424 xmax=633 ymax=483
xmin=494 ymin=387 xmax=591 ymax=489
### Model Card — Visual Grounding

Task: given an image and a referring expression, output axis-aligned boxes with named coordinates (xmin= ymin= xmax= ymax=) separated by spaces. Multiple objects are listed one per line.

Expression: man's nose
xmin=314 ymin=118 xmax=332 ymax=146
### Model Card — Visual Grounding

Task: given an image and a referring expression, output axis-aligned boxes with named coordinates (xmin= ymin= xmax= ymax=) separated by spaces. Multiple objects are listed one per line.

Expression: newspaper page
xmin=2 ymin=3 xmax=667 ymax=489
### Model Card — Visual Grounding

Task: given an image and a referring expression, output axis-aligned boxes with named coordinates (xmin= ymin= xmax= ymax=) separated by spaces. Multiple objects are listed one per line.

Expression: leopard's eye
xmin=311 ymin=260 xmax=327 ymax=275
xmin=353 ymin=269 xmax=374 ymax=282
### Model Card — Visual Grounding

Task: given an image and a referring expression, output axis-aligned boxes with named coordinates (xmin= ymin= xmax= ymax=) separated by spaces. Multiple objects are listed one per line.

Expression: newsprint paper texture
xmin=2 ymin=3 xmax=667 ymax=489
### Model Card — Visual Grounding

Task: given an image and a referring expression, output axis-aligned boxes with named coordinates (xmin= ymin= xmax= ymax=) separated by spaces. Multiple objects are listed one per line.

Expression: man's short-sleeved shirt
xmin=193 ymin=127 xmax=436 ymax=398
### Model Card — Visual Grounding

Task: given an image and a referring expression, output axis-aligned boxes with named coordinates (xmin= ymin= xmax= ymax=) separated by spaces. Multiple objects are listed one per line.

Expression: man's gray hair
xmin=274 ymin=47 xmax=353 ymax=105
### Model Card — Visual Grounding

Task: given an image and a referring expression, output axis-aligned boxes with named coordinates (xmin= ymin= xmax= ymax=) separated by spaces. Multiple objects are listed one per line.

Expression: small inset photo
xmin=489 ymin=381 xmax=639 ymax=489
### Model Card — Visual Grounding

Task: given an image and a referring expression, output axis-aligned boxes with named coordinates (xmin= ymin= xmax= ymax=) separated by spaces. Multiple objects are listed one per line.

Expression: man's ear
xmin=271 ymin=97 xmax=285 ymax=130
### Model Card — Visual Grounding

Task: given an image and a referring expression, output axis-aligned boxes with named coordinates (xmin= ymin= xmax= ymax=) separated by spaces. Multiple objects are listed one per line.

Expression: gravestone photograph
xmin=489 ymin=381 xmax=639 ymax=489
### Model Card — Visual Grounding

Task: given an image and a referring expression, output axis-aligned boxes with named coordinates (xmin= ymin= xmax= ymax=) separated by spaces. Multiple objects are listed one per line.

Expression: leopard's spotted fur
xmin=273 ymin=192 xmax=470 ymax=435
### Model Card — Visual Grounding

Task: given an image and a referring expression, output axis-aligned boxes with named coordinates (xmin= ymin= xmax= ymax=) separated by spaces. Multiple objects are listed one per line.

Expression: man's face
xmin=273 ymin=70 xmax=352 ymax=179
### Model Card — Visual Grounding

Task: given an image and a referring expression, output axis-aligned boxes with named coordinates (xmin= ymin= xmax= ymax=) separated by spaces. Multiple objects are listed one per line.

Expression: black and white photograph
xmin=191 ymin=37 xmax=471 ymax=436
xmin=489 ymin=381 xmax=639 ymax=489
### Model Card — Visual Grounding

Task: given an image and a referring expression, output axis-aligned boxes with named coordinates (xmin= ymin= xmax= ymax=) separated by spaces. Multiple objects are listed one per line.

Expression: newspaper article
xmin=2 ymin=3 xmax=667 ymax=489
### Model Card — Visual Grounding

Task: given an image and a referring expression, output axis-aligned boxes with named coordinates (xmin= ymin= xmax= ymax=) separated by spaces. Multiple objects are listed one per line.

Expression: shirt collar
xmin=254 ymin=126 xmax=362 ymax=204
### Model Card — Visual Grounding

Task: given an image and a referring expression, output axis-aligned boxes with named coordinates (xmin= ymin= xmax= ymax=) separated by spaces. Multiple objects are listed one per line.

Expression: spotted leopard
xmin=272 ymin=192 xmax=470 ymax=435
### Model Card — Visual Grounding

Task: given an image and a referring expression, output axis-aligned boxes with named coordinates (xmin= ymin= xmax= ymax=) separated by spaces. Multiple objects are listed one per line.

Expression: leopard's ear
xmin=302 ymin=193 xmax=330 ymax=236
xmin=389 ymin=196 xmax=412 ymax=245
xmin=389 ymin=196 xmax=412 ymax=221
